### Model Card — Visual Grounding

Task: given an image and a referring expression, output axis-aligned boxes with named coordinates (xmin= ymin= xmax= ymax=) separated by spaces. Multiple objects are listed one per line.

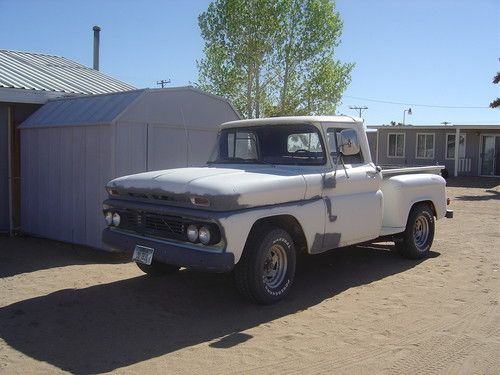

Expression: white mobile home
xmin=367 ymin=124 xmax=500 ymax=177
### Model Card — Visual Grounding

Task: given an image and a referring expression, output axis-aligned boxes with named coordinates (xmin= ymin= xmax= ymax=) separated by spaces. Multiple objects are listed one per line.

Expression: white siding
xmin=114 ymin=122 xmax=147 ymax=177
xmin=21 ymin=125 xmax=113 ymax=249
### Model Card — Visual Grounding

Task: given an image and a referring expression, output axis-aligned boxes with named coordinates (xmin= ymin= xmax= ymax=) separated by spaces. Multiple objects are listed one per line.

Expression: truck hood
xmin=108 ymin=166 xmax=313 ymax=211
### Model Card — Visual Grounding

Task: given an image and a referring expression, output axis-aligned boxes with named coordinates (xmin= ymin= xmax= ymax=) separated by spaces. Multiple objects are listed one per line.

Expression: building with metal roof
xmin=0 ymin=49 xmax=135 ymax=103
xmin=0 ymin=48 xmax=136 ymax=235
xmin=19 ymin=87 xmax=240 ymax=248
xmin=366 ymin=124 xmax=500 ymax=177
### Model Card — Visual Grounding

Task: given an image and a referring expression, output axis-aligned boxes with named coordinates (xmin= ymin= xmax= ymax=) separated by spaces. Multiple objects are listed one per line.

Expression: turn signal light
xmin=106 ymin=187 xmax=119 ymax=196
xmin=191 ymin=196 xmax=210 ymax=206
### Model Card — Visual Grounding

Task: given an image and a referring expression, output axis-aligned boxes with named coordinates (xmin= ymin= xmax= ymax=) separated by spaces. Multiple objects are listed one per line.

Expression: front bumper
xmin=102 ymin=228 xmax=235 ymax=272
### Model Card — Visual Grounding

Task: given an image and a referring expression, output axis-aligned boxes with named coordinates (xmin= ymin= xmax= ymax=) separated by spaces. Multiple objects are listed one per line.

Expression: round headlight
xmin=105 ymin=212 xmax=113 ymax=226
xmin=199 ymin=226 xmax=211 ymax=245
xmin=112 ymin=213 xmax=121 ymax=227
xmin=186 ymin=225 xmax=199 ymax=242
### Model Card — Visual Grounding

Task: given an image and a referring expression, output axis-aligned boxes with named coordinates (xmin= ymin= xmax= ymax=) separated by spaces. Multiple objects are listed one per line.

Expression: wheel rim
xmin=413 ymin=215 xmax=429 ymax=249
xmin=262 ymin=243 xmax=288 ymax=289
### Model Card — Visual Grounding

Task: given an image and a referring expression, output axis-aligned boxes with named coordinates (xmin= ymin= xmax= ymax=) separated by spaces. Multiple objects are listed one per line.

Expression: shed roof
xmin=20 ymin=89 xmax=145 ymax=128
xmin=0 ymin=49 xmax=135 ymax=96
xmin=20 ymin=87 xmax=241 ymax=129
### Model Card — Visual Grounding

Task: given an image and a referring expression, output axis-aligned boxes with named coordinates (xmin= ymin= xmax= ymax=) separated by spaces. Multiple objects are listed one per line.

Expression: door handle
xmin=366 ymin=166 xmax=381 ymax=177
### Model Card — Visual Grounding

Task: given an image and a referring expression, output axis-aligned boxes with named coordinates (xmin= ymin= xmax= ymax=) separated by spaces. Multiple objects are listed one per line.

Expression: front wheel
xmin=396 ymin=203 xmax=435 ymax=259
xmin=136 ymin=260 xmax=180 ymax=276
xmin=235 ymin=228 xmax=296 ymax=304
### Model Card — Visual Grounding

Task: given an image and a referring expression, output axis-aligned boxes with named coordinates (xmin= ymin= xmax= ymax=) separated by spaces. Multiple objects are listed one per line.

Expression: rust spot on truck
xmin=311 ymin=232 xmax=341 ymax=253
xmin=322 ymin=174 xmax=336 ymax=189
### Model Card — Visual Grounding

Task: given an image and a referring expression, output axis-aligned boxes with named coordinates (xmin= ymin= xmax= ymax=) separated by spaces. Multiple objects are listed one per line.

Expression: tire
xmin=396 ymin=203 xmax=435 ymax=259
xmin=234 ymin=227 xmax=296 ymax=304
xmin=136 ymin=260 xmax=180 ymax=276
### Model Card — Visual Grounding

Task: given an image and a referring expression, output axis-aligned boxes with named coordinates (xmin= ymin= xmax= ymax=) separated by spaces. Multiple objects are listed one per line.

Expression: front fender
xmin=220 ymin=198 xmax=326 ymax=263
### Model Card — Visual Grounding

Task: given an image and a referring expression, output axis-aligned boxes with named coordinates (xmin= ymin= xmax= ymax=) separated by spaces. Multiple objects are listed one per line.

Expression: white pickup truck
xmin=102 ymin=116 xmax=453 ymax=304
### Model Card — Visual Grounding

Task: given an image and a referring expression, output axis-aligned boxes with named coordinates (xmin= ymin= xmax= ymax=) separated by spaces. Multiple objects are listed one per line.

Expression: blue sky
xmin=1 ymin=0 xmax=499 ymax=125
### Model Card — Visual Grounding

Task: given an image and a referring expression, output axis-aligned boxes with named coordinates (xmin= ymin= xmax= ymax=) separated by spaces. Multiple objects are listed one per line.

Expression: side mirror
xmin=339 ymin=129 xmax=360 ymax=156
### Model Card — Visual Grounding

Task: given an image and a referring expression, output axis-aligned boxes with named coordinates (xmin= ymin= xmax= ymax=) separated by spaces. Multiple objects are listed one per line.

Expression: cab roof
xmin=219 ymin=115 xmax=363 ymax=129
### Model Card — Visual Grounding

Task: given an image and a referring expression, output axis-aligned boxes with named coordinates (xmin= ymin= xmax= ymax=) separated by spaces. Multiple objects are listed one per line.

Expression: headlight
xmin=112 ymin=213 xmax=121 ymax=227
xmin=105 ymin=212 xmax=113 ymax=226
xmin=199 ymin=226 xmax=211 ymax=245
xmin=186 ymin=225 xmax=199 ymax=242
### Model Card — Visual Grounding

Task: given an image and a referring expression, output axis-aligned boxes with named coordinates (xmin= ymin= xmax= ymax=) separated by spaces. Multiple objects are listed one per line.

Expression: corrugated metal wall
xmin=21 ymin=126 xmax=112 ymax=248
xmin=0 ymin=105 xmax=8 ymax=233
xmin=114 ymin=122 xmax=147 ymax=177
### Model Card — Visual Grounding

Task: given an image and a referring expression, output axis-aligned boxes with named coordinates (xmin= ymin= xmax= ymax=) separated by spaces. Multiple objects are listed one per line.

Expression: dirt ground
xmin=0 ymin=177 xmax=499 ymax=374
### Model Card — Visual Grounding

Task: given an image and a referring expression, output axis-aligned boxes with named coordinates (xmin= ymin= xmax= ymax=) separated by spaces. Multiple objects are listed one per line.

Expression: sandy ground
xmin=0 ymin=177 xmax=499 ymax=375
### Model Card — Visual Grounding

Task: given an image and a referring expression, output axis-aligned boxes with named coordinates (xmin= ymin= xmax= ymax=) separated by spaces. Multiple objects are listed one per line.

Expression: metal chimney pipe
xmin=93 ymin=25 xmax=101 ymax=70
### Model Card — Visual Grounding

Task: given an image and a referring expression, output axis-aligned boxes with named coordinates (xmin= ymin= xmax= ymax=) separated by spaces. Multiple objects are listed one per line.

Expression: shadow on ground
xmin=0 ymin=237 xmax=129 ymax=278
xmin=454 ymin=189 xmax=500 ymax=201
xmin=0 ymin=243 xmax=438 ymax=374
xmin=445 ymin=176 xmax=500 ymax=189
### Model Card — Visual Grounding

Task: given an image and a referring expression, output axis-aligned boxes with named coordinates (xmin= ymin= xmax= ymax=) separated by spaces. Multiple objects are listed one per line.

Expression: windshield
xmin=208 ymin=124 xmax=326 ymax=165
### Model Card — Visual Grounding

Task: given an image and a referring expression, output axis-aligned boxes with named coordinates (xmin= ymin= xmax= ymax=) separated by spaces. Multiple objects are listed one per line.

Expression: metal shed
xmin=19 ymin=87 xmax=240 ymax=249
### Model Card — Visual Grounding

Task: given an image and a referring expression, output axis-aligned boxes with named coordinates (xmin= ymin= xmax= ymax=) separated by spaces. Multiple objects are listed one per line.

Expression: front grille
xmin=144 ymin=213 xmax=185 ymax=235
xmin=118 ymin=209 xmax=187 ymax=241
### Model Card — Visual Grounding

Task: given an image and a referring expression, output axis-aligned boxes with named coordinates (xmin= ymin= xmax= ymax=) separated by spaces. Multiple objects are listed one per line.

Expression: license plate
xmin=132 ymin=245 xmax=154 ymax=265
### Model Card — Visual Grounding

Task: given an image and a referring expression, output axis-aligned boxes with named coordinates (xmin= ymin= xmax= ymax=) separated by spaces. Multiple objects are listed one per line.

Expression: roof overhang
xmin=0 ymin=87 xmax=76 ymax=104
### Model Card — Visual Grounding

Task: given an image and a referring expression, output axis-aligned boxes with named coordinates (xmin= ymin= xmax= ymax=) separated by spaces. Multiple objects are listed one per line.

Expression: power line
xmin=156 ymin=79 xmax=171 ymax=88
xmin=349 ymin=105 xmax=368 ymax=117
xmin=344 ymin=95 xmax=490 ymax=109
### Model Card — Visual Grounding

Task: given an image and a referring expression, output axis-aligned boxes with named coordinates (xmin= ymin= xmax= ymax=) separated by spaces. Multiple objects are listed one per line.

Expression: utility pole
xmin=156 ymin=79 xmax=171 ymax=88
xmin=349 ymin=106 xmax=368 ymax=118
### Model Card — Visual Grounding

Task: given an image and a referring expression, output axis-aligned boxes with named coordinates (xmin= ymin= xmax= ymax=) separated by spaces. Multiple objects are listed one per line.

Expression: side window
xmin=326 ymin=129 xmax=341 ymax=156
xmin=446 ymin=133 xmax=466 ymax=159
xmin=388 ymin=133 xmax=405 ymax=158
xmin=327 ymin=128 xmax=364 ymax=164
xmin=416 ymin=133 xmax=435 ymax=159
xmin=287 ymin=132 xmax=322 ymax=153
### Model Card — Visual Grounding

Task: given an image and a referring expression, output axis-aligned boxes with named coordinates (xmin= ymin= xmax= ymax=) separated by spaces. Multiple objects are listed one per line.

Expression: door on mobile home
xmin=480 ymin=135 xmax=500 ymax=176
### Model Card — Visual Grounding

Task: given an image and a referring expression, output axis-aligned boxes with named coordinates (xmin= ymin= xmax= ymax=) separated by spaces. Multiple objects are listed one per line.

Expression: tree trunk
xmin=255 ymin=64 xmax=260 ymax=118
xmin=280 ymin=27 xmax=294 ymax=115
xmin=246 ymin=67 xmax=253 ymax=118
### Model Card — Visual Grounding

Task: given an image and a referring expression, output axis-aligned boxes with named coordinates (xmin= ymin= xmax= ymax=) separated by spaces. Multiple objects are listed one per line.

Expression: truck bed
xmin=381 ymin=165 xmax=444 ymax=178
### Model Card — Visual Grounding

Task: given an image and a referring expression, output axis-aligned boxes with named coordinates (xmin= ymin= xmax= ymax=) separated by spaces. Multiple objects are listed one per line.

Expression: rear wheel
xmin=396 ymin=203 xmax=435 ymax=259
xmin=136 ymin=260 xmax=180 ymax=276
xmin=235 ymin=227 xmax=296 ymax=304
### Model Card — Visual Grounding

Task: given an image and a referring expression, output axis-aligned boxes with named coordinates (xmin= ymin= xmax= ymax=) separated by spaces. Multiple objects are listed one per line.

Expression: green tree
xmin=198 ymin=0 xmax=353 ymax=118
xmin=490 ymin=72 xmax=500 ymax=108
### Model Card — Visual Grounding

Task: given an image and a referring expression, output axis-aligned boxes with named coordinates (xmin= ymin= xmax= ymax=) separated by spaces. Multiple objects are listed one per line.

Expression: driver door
xmin=319 ymin=126 xmax=383 ymax=250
